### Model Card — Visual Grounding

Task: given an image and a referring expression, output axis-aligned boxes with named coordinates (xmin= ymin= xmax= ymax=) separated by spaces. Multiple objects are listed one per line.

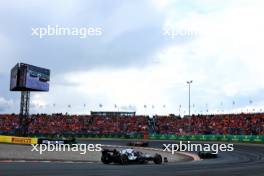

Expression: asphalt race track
xmin=0 ymin=140 xmax=263 ymax=176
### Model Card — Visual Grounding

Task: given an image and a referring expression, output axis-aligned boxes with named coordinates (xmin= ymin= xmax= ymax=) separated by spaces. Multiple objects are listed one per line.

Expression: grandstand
xmin=0 ymin=113 xmax=263 ymax=136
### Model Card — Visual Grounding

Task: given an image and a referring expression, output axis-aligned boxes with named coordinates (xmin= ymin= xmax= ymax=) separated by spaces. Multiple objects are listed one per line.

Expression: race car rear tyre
xmin=138 ymin=157 xmax=146 ymax=164
xmin=120 ymin=154 xmax=129 ymax=165
xmin=153 ymin=154 xmax=162 ymax=164
xmin=101 ymin=154 xmax=112 ymax=164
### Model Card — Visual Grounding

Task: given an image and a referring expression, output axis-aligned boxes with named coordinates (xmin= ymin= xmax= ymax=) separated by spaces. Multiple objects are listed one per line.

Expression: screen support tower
xmin=19 ymin=91 xmax=30 ymax=136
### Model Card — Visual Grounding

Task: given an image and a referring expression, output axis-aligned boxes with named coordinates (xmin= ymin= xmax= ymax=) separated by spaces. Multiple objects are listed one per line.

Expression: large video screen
xmin=10 ymin=63 xmax=50 ymax=91
xmin=25 ymin=64 xmax=50 ymax=91
xmin=10 ymin=64 xmax=19 ymax=90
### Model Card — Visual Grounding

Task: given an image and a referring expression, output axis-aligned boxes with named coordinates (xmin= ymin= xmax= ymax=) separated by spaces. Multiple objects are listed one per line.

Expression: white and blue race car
xmin=101 ymin=148 xmax=162 ymax=165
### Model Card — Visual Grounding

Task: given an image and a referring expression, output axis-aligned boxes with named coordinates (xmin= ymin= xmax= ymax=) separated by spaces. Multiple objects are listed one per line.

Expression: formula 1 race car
xmin=127 ymin=141 xmax=149 ymax=147
xmin=198 ymin=151 xmax=218 ymax=159
xmin=101 ymin=148 xmax=162 ymax=165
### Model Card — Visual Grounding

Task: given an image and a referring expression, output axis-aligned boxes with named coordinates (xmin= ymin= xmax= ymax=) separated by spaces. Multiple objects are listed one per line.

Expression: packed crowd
xmin=0 ymin=114 xmax=148 ymax=135
xmin=155 ymin=113 xmax=264 ymax=135
xmin=0 ymin=113 xmax=263 ymax=135
xmin=0 ymin=114 xmax=19 ymax=135
xmin=89 ymin=115 xmax=148 ymax=135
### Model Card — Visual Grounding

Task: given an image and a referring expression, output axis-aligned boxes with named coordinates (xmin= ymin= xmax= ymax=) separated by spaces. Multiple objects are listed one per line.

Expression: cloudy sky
xmin=0 ymin=0 xmax=264 ymax=115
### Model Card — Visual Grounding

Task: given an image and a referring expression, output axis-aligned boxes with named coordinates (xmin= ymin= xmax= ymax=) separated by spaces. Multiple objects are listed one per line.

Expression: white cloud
xmin=0 ymin=97 xmax=14 ymax=112
xmin=26 ymin=0 xmax=264 ymax=115
xmin=1 ymin=0 xmax=264 ymax=115
xmin=158 ymin=0 xmax=264 ymax=94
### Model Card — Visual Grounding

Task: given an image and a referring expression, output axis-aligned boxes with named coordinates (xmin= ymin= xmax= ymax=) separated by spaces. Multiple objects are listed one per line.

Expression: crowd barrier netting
xmin=30 ymin=133 xmax=144 ymax=140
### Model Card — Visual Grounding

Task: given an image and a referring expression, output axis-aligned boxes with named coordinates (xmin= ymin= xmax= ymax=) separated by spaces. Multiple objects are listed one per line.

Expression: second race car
xmin=127 ymin=141 xmax=149 ymax=147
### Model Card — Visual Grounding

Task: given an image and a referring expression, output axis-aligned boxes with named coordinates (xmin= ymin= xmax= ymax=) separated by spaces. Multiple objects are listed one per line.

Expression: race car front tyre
xmin=153 ymin=154 xmax=162 ymax=164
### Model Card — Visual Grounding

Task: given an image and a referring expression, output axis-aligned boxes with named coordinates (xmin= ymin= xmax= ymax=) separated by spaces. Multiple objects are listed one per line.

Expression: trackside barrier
xmin=148 ymin=134 xmax=264 ymax=143
xmin=28 ymin=134 xmax=264 ymax=143
xmin=0 ymin=135 xmax=38 ymax=144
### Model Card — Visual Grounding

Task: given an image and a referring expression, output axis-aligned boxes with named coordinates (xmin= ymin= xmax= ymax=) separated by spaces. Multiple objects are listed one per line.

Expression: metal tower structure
xmin=20 ymin=91 xmax=30 ymax=116
xmin=18 ymin=91 xmax=30 ymax=136
xmin=10 ymin=63 xmax=50 ymax=136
